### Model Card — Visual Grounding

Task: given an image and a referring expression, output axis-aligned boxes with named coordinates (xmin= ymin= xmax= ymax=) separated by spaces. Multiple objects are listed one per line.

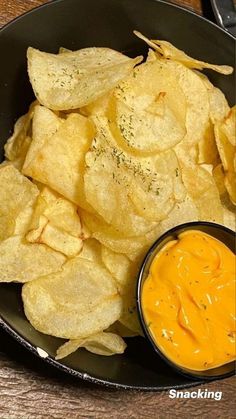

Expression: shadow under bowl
xmin=137 ymin=221 xmax=236 ymax=381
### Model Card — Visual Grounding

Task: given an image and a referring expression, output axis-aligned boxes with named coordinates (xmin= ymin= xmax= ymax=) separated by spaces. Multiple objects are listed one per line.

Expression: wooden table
xmin=0 ymin=1 xmax=235 ymax=418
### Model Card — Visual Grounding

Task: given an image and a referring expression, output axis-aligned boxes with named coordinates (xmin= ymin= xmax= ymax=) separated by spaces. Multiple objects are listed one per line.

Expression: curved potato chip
xmin=0 ymin=214 xmax=15 ymax=242
xmin=81 ymin=210 xmax=147 ymax=256
xmin=215 ymin=121 xmax=235 ymax=172
xmin=28 ymin=46 xmax=142 ymax=110
xmin=208 ymin=88 xmax=230 ymax=124
xmin=195 ymin=184 xmax=223 ymax=223
xmin=197 ymin=121 xmax=219 ymax=166
xmin=193 ymin=71 xmax=230 ymax=127
xmin=80 ymin=91 xmax=113 ymax=117
xmin=0 ymin=236 xmax=65 ymax=283
xmin=22 ymin=256 xmax=122 ymax=339
xmin=23 ymin=112 xmax=95 ymax=209
xmin=213 ymin=164 xmax=227 ymax=196
xmin=27 ymin=186 xmax=82 ymax=238
xmin=129 ymin=150 xmax=184 ymax=221
xmin=81 ymin=209 xmax=163 ymax=261
xmin=225 ymin=172 xmax=236 ymax=205
xmin=115 ymin=53 xmax=209 ymax=147
xmin=180 ymin=162 xmax=215 ymax=199
xmin=157 ymin=195 xmax=199 ymax=234
xmin=39 ymin=223 xmax=83 ymax=258
xmin=220 ymin=107 xmax=236 ymax=147
xmin=101 ymin=245 xmax=131 ymax=288
xmin=166 ymin=61 xmax=209 ymax=146
xmin=95 ymin=232 xmax=148 ymax=261
xmin=101 ymin=245 xmax=142 ymax=334
xmin=79 ymin=238 xmax=102 ymax=262
xmin=23 ymin=105 xmax=63 ymax=170
xmin=110 ymin=59 xmax=186 ymax=154
xmin=0 ymin=165 xmax=39 ymax=241
xmin=26 ymin=186 xmax=84 ymax=257
xmin=4 ymin=101 xmax=37 ymax=170
xmin=214 ymin=107 xmax=236 ymax=205
xmin=222 ymin=198 xmax=236 ymax=230
xmin=55 ymin=332 xmax=126 ymax=360
xmin=177 ymin=160 xmax=223 ymax=223
xmin=84 ymin=116 xmax=160 ymax=232
xmin=111 ymin=94 xmax=185 ymax=154
xmin=134 ymin=31 xmax=233 ymax=75
xmin=59 ymin=47 xmax=72 ymax=54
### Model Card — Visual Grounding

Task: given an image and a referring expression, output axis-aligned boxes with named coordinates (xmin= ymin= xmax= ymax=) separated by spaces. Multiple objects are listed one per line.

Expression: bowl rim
xmin=136 ymin=221 xmax=235 ymax=381
xmin=0 ymin=0 xmax=235 ymax=41
xmin=0 ymin=315 xmax=207 ymax=390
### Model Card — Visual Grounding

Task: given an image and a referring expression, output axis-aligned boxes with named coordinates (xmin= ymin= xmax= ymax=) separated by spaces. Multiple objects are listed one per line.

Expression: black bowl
xmin=137 ymin=222 xmax=236 ymax=381
xmin=0 ymin=0 xmax=235 ymax=390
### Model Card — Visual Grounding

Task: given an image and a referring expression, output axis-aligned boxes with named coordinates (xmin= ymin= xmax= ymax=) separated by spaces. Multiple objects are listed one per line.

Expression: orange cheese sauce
xmin=142 ymin=230 xmax=236 ymax=371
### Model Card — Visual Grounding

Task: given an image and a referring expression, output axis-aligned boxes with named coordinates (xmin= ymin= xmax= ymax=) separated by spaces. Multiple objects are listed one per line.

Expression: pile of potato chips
xmin=0 ymin=32 xmax=235 ymax=360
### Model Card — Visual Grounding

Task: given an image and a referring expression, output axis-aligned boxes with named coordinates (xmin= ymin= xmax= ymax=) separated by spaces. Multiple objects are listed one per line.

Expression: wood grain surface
xmin=0 ymin=1 xmax=235 ymax=418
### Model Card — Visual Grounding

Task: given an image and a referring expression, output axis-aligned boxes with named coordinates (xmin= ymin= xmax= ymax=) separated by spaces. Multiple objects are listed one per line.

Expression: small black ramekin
xmin=137 ymin=221 xmax=236 ymax=380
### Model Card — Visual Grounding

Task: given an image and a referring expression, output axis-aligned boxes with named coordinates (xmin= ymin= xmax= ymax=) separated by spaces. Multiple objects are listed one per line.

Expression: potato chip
xmin=157 ymin=195 xmax=199 ymax=234
xmin=33 ymin=104 xmax=62 ymax=138
xmin=96 ymin=232 xmax=148 ymax=262
xmin=80 ymin=239 xmax=144 ymax=336
xmin=23 ymin=112 xmax=95 ymax=208
xmin=27 ymin=187 xmax=82 ymax=237
xmin=81 ymin=210 xmax=147 ymax=256
xmin=22 ymin=256 xmax=122 ymax=339
xmin=209 ymin=89 xmax=230 ymax=124
xmin=101 ymin=245 xmax=131 ymax=288
xmin=79 ymin=238 xmax=101 ymax=262
xmin=110 ymin=59 xmax=186 ymax=154
xmin=4 ymin=101 xmax=37 ymax=170
xmin=166 ymin=61 xmax=209 ymax=146
xmin=201 ymin=77 xmax=230 ymax=124
xmin=214 ymin=120 xmax=235 ymax=172
xmin=124 ymin=51 xmax=209 ymax=148
xmin=111 ymin=93 xmax=185 ymax=154
xmin=55 ymin=332 xmax=127 ymax=359
xmin=81 ymin=209 xmax=163 ymax=261
xmin=23 ymin=105 xmax=63 ymax=169
xmin=195 ymin=184 xmax=223 ymax=223
xmin=85 ymin=115 xmax=176 ymax=227
xmin=0 ymin=236 xmax=65 ymax=283
xmin=177 ymin=161 xmax=212 ymax=199
xmin=59 ymin=47 xmax=72 ymax=54
xmin=197 ymin=121 xmax=219 ymax=166
xmin=0 ymin=165 xmax=39 ymax=241
xmin=84 ymin=116 xmax=161 ymax=232
xmin=134 ymin=31 xmax=233 ymax=75
xmin=44 ymin=196 xmax=82 ymax=237
xmin=130 ymin=149 xmax=186 ymax=221
xmin=101 ymin=245 xmax=142 ymax=334
xmin=27 ymin=46 xmax=142 ymax=110
xmin=177 ymin=160 xmax=223 ymax=222
xmin=220 ymin=106 xmax=236 ymax=147
xmin=222 ymin=198 xmax=236 ymax=230
xmin=40 ymin=224 xmax=83 ymax=258
xmin=225 ymin=172 xmax=236 ymax=205
xmin=80 ymin=91 xmax=113 ymax=117
xmin=213 ymin=164 xmax=227 ymax=196
xmin=214 ymin=108 xmax=236 ymax=205
xmin=26 ymin=187 xmax=83 ymax=257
